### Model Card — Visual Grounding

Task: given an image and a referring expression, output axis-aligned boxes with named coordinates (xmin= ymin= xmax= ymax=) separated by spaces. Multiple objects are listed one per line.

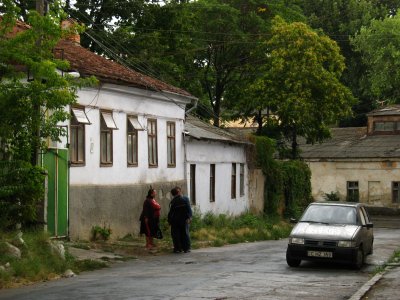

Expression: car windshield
xmin=300 ymin=205 xmax=357 ymax=225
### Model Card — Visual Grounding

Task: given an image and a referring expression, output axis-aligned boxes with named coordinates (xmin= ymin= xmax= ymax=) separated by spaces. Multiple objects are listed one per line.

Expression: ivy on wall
xmin=281 ymin=160 xmax=312 ymax=218
xmin=253 ymin=136 xmax=312 ymax=218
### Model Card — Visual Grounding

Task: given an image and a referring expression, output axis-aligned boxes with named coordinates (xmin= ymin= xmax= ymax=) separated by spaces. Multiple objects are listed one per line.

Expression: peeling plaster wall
xmin=307 ymin=160 xmax=400 ymax=208
xmin=69 ymin=181 xmax=185 ymax=241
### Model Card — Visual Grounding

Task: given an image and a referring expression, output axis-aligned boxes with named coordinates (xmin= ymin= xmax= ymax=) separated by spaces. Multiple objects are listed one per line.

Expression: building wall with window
xmin=306 ymin=160 xmax=400 ymax=208
xmin=299 ymin=106 xmax=400 ymax=211
xmin=185 ymin=137 xmax=249 ymax=216
xmin=63 ymin=84 xmax=192 ymax=240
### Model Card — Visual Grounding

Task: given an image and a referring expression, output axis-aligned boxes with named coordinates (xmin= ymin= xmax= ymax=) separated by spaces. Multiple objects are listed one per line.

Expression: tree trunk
xmin=256 ymin=109 xmax=262 ymax=135
xmin=291 ymin=128 xmax=298 ymax=159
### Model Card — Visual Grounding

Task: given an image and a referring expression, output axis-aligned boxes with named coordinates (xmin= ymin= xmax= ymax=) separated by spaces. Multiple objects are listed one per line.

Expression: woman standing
xmin=139 ymin=188 xmax=161 ymax=249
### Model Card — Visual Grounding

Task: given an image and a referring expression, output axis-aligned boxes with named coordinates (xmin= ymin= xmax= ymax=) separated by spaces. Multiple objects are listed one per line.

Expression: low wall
xmin=69 ymin=180 xmax=185 ymax=241
xmin=366 ymin=206 xmax=400 ymax=216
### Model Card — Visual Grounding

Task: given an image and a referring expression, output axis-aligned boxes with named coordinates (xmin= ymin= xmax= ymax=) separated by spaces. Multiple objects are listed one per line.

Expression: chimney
xmin=61 ymin=18 xmax=81 ymax=44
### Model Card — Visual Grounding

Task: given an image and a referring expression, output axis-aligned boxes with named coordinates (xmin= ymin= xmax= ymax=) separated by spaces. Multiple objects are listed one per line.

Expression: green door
xmin=43 ymin=149 xmax=69 ymax=237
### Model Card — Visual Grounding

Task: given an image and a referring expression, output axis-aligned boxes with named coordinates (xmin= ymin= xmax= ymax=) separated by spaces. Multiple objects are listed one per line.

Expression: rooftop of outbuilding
xmin=299 ymin=127 xmax=400 ymax=159
xmin=185 ymin=115 xmax=251 ymax=145
xmin=366 ymin=105 xmax=400 ymax=116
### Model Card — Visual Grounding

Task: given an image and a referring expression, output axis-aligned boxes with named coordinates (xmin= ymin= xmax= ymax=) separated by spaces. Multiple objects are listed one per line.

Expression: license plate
xmin=307 ymin=251 xmax=333 ymax=258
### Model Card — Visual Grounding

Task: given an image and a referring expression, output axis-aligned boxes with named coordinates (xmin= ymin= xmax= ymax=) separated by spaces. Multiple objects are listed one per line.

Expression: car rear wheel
xmin=286 ymin=249 xmax=301 ymax=267
xmin=354 ymin=247 xmax=364 ymax=270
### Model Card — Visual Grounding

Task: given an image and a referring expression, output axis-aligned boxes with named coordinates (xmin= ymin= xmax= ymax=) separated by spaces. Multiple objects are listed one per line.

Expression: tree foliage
xmin=298 ymin=0 xmax=400 ymax=125
xmin=254 ymin=136 xmax=311 ymax=217
xmin=64 ymin=0 xmax=305 ymax=126
xmin=252 ymin=17 xmax=355 ymax=158
xmin=351 ymin=13 xmax=400 ymax=104
xmin=0 ymin=1 xmax=95 ymax=229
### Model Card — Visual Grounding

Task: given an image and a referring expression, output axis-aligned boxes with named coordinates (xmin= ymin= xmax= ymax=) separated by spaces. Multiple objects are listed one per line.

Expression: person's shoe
xmin=173 ymin=249 xmax=182 ymax=253
xmin=184 ymin=249 xmax=191 ymax=253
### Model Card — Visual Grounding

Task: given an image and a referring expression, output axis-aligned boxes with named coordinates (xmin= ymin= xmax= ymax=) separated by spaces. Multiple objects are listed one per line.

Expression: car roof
xmin=309 ymin=201 xmax=363 ymax=208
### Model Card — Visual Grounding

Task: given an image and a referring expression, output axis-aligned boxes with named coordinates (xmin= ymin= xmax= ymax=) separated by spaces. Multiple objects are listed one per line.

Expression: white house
xmin=51 ymin=29 xmax=197 ymax=240
xmin=184 ymin=116 xmax=252 ymax=216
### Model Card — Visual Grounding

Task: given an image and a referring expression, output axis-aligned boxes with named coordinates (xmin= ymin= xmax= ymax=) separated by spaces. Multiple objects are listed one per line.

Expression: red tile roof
xmin=55 ymin=39 xmax=192 ymax=97
xmin=6 ymin=19 xmax=193 ymax=97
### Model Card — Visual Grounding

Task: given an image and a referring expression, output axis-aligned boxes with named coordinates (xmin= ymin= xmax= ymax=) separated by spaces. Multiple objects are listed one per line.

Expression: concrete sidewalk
xmin=349 ymin=263 xmax=400 ymax=300
xmin=67 ymin=246 xmax=124 ymax=262
xmin=350 ymin=214 xmax=400 ymax=300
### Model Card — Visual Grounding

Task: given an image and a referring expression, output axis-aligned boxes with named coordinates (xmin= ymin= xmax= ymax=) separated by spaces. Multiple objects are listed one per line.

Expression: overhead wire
xmin=63 ymin=6 xmax=230 ymax=123
xmin=68 ymin=8 xmax=164 ymax=79
xmin=61 ymin=8 xmax=211 ymax=122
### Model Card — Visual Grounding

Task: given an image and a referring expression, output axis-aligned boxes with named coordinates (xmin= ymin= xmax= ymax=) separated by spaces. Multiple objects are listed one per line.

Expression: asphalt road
xmin=0 ymin=218 xmax=399 ymax=300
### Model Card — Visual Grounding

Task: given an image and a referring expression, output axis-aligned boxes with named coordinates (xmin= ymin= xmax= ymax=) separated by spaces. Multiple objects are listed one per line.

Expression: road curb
xmin=348 ymin=271 xmax=384 ymax=300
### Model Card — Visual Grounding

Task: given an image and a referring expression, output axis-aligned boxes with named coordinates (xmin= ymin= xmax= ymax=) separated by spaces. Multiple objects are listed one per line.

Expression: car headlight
xmin=289 ymin=237 xmax=305 ymax=245
xmin=338 ymin=241 xmax=356 ymax=248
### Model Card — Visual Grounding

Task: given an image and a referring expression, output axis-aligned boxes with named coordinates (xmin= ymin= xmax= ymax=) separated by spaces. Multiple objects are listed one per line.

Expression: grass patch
xmin=371 ymin=249 xmax=400 ymax=276
xmin=71 ymin=259 xmax=108 ymax=273
xmin=189 ymin=212 xmax=292 ymax=248
xmin=0 ymin=230 xmax=108 ymax=289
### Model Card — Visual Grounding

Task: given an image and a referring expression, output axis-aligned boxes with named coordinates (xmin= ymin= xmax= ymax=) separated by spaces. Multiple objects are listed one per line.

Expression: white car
xmin=286 ymin=202 xmax=374 ymax=269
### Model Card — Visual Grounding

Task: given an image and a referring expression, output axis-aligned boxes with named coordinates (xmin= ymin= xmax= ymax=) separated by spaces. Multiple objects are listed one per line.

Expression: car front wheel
xmin=286 ymin=249 xmax=301 ymax=267
xmin=354 ymin=247 xmax=364 ymax=270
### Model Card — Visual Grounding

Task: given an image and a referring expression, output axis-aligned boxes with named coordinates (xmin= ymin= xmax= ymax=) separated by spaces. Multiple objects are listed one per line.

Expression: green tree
xmin=0 ymin=1 xmax=94 ymax=229
xmin=298 ymin=0 xmax=400 ymax=125
xmin=65 ymin=0 xmax=148 ymax=54
xmin=71 ymin=0 xmax=305 ymax=126
xmin=351 ymin=13 xmax=400 ymax=104
xmin=257 ymin=17 xmax=355 ymax=158
xmin=0 ymin=0 xmax=36 ymax=22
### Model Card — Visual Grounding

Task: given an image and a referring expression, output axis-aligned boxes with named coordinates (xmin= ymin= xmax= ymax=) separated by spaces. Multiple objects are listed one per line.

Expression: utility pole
xmin=36 ymin=0 xmax=45 ymax=16
xmin=31 ymin=0 xmax=45 ymax=166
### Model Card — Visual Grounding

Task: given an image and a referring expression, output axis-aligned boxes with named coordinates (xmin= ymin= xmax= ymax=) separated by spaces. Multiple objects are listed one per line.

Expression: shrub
xmin=91 ymin=225 xmax=112 ymax=241
xmin=324 ymin=192 xmax=340 ymax=201
xmin=0 ymin=161 xmax=45 ymax=230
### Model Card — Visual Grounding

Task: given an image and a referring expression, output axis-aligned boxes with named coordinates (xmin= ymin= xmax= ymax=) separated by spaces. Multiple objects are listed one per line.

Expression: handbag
xmin=156 ymin=227 xmax=163 ymax=239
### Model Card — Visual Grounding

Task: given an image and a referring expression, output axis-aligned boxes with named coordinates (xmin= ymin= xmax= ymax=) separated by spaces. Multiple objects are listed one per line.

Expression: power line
xmin=64 ymin=8 xmax=227 ymax=123
xmin=67 ymin=8 xmax=164 ymax=80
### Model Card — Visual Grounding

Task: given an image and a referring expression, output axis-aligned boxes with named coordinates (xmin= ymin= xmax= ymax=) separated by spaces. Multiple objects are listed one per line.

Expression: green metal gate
xmin=43 ymin=149 xmax=69 ymax=237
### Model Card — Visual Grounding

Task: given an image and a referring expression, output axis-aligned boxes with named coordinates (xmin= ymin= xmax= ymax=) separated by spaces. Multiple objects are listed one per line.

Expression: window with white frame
xmin=147 ymin=119 xmax=158 ymax=167
xmin=167 ymin=121 xmax=176 ymax=167
xmin=70 ymin=107 xmax=90 ymax=165
xmin=127 ymin=116 xmax=139 ymax=166
xmin=100 ymin=111 xmax=117 ymax=166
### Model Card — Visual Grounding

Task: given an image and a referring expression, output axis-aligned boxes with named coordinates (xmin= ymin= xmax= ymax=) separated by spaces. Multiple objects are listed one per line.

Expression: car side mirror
xmin=364 ymin=223 xmax=373 ymax=229
xmin=290 ymin=218 xmax=298 ymax=224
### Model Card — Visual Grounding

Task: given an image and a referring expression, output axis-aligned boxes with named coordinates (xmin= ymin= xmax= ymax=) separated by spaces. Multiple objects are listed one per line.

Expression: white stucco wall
xmin=307 ymin=160 xmax=400 ymax=207
xmin=185 ymin=139 xmax=249 ymax=216
xmin=67 ymin=84 xmax=190 ymax=185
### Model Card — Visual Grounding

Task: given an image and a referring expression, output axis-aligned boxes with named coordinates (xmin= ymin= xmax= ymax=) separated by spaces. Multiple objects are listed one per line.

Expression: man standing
xmin=168 ymin=187 xmax=192 ymax=253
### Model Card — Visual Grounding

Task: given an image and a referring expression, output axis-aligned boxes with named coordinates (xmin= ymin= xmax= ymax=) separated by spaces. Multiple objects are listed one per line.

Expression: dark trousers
xmin=171 ymin=222 xmax=191 ymax=251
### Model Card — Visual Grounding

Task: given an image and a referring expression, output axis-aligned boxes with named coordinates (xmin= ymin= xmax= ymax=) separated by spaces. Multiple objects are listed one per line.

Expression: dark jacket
xmin=168 ymin=195 xmax=191 ymax=226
